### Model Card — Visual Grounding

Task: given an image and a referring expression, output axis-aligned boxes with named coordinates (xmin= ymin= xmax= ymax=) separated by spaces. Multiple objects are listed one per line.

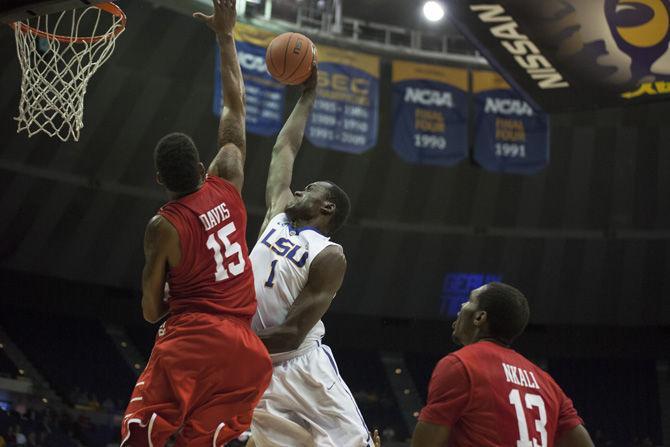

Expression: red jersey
xmin=158 ymin=175 xmax=256 ymax=320
xmin=420 ymin=341 xmax=583 ymax=447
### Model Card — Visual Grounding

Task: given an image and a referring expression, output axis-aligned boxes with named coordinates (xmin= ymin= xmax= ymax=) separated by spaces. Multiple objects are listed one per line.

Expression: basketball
xmin=266 ymin=32 xmax=317 ymax=85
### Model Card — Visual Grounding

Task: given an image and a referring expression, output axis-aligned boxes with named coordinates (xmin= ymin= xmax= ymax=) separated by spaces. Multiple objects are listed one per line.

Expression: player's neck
xmin=169 ymin=182 xmax=204 ymax=200
xmin=290 ymin=217 xmax=329 ymax=236
xmin=475 ymin=336 xmax=511 ymax=348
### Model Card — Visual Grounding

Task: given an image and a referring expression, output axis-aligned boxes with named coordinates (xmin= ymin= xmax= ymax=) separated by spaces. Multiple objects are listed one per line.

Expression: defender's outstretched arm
xmin=195 ymin=0 xmax=247 ymax=193
xmin=258 ymin=68 xmax=318 ymax=236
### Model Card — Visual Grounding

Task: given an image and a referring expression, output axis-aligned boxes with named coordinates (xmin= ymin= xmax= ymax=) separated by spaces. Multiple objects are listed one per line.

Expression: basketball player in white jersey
xmin=248 ymin=67 xmax=376 ymax=447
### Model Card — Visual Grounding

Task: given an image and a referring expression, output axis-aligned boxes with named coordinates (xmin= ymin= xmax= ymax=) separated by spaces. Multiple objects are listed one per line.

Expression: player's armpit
xmin=208 ymin=143 xmax=244 ymax=193
xmin=256 ymin=245 xmax=346 ymax=353
xmin=411 ymin=421 xmax=450 ymax=447
xmin=141 ymin=215 xmax=178 ymax=323
xmin=555 ymin=425 xmax=595 ymax=447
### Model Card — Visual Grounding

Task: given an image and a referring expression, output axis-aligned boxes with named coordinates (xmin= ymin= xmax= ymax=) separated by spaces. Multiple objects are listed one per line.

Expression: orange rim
xmin=10 ymin=2 xmax=126 ymax=44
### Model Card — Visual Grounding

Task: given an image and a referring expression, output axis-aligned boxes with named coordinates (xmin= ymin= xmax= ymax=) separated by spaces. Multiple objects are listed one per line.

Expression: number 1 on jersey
xmin=265 ymin=260 xmax=278 ymax=288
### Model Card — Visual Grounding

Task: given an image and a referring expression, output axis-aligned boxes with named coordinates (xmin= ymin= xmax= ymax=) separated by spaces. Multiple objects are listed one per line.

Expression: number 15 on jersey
xmin=206 ymin=222 xmax=245 ymax=281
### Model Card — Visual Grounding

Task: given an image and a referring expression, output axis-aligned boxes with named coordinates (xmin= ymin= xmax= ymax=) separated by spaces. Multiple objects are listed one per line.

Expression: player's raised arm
xmin=255 ymin=245 xmax=345 ymax=353
xmin=194 ymin=0 xmax=246 ymax=193
xmin=258 ymin=68 xmax=318 ymax=236
xmin=141 ymin=215 xmax=179 ymax=323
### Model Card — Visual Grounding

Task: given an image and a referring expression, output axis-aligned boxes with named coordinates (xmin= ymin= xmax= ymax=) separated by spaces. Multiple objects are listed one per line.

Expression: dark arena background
xmin=0 ymin=0 xmax=669 ymax=446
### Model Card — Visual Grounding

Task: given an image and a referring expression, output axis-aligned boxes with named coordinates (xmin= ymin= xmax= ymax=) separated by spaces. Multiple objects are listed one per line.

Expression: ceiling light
xmin=423 ymin=1 xmax=445 ymax=22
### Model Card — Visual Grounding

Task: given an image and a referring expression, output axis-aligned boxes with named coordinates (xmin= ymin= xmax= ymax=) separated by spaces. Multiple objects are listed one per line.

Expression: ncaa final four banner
xmin=473 ymin=70 xmax=549 ymax=174
xmin=213 ymin=23 xmax=286 ymax=137
xmin=444 ymin=0 xmax=670 ymax=111
xmin=391 ymin=60 xmax=468 ymax=166
xmin=306 ymin=45 xmax=380 ymax=154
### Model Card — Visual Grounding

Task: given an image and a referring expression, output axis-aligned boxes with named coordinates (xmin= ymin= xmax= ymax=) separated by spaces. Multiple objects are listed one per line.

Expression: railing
xmin=288 ymin=2 xmax=486 ymax=65
xmin=147 ymin=0 xmax=489 ymax=66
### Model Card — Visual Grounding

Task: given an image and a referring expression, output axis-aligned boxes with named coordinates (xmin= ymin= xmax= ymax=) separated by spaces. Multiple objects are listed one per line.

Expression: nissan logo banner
xmin=446 ymin=0 xmax=670 ymax=111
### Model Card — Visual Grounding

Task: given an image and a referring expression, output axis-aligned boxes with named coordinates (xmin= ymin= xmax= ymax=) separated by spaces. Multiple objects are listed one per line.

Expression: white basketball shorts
xmin=251 ymin=342 xmax=373 ymax=447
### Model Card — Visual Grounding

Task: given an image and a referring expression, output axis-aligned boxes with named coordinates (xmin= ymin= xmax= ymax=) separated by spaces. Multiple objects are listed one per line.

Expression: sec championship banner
xmin=392 ymin=61 xmax=468 ymax=166
xmin=306 ymin=45 xmax=379 ymax=153
xmin=473 ymin=70 xmax=549 ymax=174
xmin=214 ymin=23 xmax=285 ymax=137
xmin=445 ymin=0 xmax=670 ymax=111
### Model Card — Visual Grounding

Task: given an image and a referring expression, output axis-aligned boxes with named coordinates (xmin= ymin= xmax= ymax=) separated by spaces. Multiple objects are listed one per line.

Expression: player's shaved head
xmin=476 ymin=282 xmax=530 ymax=344
xmin=154 ymin=132 xmax=203 ymax=194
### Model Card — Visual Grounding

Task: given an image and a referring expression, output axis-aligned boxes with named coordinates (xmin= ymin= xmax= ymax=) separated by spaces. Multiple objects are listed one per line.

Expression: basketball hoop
xmin=10 ymin=2 xmax=126 ymax=142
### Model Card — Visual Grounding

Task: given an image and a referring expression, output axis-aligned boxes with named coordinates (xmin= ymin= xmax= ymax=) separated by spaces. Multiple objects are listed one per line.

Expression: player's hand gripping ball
xmin=266 ymin=32 xmax=317 ymax=85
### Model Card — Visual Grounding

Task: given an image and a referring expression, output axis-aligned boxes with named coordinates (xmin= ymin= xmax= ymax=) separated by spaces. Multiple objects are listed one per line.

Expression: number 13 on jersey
xmin=509 ymin=389 xmax=547 ymax=447
xmin=206 ymin=222 xmax=245 ymax=281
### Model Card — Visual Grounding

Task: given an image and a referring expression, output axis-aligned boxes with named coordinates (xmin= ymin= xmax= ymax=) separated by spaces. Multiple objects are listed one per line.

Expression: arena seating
xmin=0 ymin=310 xmax=135 ymax=407
xmin=0 ymin=309 xmax=665 ymax=446
xmin=124 ymin=323 xmax=157 ymax=360
xmin=404 ymin=351 xmax=443 ymax=403
xmin=549 ymin=358 xmax=662 ymax=446
xmin=332 ymin=347 xmax=410 ymax=441
xmin=0 ymin=347 xmax=19 ymax=379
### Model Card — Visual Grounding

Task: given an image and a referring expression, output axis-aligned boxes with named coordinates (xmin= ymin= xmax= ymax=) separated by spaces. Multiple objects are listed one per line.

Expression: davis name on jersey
xmin=198 ymin=202 xmax=231 ymax=231
xmin=250 ymin=213 xmax=341 ymax=362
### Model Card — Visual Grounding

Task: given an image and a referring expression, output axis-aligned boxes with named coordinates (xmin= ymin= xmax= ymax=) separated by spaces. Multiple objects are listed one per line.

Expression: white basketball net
xmin=13 ymin=5 xmax=125 ymax=142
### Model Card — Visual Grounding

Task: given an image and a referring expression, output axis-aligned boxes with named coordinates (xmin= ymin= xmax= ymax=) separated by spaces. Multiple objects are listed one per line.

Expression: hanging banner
xmin=444 ymin=0 xmax=670 ymax=111
xmin=306 ymin=45 xmax=379 ymax=154
xmin=214 ymin=23 xmax=285 ymax=137
xmin=472 ymin=70 xmax=549 ymax=174
xmin=391 ymin=61 xmax=468 ymax=166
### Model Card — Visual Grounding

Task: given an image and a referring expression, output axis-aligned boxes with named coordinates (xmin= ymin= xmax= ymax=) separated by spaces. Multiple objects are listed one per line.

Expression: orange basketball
xmin=266 ymin=32 xmax=317 ymax=85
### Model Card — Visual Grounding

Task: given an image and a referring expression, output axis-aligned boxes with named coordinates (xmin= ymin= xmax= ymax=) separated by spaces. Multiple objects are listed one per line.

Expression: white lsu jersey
xmin=250 ymin=213 xmax=341 ymax=363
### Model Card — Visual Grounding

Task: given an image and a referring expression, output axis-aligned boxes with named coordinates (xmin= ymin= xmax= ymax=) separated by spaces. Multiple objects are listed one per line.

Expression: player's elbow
xmin=141 ymin=296 xmax=164 ymax=324
xmin=142 ymin=307 xmax=161 ymax=324
xmin=223 ymin=90 xmax=246 ymax=114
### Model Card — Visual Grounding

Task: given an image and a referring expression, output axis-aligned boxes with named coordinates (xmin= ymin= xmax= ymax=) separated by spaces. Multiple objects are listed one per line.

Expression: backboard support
xmin=0 ymin=0 xmax=108 ymax=23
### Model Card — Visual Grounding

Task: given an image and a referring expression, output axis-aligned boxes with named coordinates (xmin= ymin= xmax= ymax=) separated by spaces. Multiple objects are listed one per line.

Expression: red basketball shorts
xmin=120 ymin=313 xmax=272 ymax=447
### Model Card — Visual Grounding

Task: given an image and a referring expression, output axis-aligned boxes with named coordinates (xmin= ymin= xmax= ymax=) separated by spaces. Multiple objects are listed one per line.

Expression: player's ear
xmin=156 ymin=172 xmax=164 ymax=186
xmin=474 ymin=310 xmax=487 ymax=327
xmin=320 ymin=200 xmax=335 ymax=216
